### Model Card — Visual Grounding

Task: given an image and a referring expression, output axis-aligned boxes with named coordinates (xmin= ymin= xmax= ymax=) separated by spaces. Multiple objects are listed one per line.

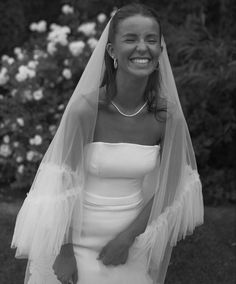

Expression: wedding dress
xmin=26 ymin=142 xmax=160 ymax=284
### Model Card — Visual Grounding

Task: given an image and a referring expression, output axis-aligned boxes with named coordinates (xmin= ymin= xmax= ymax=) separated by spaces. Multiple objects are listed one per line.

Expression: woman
xmin=11 ymin=4 xmax=204 ymax=284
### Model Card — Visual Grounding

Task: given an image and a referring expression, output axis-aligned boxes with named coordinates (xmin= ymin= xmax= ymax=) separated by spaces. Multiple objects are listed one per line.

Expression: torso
xmin=93 ymin=91 xmax=166 ymax=146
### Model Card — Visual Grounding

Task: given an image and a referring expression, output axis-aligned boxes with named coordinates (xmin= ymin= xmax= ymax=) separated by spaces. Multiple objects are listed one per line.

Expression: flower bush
xmin=0 ymin=3 xmax=235 ymax=205
xmin=0 ymin=4 xmax=108 ymax=193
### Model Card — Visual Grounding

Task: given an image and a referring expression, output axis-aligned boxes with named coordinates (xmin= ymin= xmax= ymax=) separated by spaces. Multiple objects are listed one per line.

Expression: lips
xmin=130 ymin=58 xmax=151 ymax=65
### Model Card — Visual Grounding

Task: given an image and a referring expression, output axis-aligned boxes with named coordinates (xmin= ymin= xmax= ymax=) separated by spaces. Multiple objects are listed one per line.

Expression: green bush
xmin=166 ymin=14 xmax=236 ymax=204
xmin=0 ymin=2 xmax=235 ymax=204
xmin=0 ymin=4 xmax=108 ymax=194
xmin=0 ymin=0 xmax=26 ymax=55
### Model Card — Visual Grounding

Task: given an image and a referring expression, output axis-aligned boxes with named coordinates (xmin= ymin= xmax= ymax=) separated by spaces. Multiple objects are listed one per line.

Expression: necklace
xmin=111 ymin=100 xmax=147 ymax=117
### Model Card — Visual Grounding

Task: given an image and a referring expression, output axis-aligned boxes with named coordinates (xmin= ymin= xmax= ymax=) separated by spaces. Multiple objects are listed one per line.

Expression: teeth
xmin=131 ymin=58 xmax=150 ymax=64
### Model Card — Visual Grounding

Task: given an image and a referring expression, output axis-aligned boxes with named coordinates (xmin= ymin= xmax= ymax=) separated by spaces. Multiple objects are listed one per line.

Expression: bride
xmin=11 ymin=4 xmax=204 ymax=284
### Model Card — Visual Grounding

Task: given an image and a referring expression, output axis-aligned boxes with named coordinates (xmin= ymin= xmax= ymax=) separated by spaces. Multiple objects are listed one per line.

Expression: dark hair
xmin=101 ymin=3 xmax=166 ymax=119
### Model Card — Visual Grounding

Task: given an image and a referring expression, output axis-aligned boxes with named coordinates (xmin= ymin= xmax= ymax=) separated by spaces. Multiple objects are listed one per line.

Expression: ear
xmin=106 ymin=43 xmax=115 ymax=59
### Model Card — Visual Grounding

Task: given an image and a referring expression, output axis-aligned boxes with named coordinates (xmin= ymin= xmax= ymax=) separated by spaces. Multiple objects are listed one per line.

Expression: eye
xmin=147 ymin=39 xmax=158 ymax=44
xmin=124 ymin=38 xmax=136 ymax=43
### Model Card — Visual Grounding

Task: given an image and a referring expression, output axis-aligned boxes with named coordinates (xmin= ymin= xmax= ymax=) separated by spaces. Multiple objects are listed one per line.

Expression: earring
xmin=113 ymin=58 xmax=118 ymax=69
xmin=155 ymin=61 xmax=159 ymax=70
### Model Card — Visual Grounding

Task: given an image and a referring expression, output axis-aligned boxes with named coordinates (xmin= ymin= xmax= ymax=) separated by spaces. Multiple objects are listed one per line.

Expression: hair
xmin=100 ymin=3 xmax=167 ymax=120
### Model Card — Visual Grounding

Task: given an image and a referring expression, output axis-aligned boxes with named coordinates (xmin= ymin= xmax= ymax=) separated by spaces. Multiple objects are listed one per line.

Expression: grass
xmin=0 ymin=200 xmax=235 ymax=284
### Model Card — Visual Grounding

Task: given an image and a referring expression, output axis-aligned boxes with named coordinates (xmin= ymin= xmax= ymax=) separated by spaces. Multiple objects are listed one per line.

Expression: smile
xmin=130 ymin=58 xmax=151 ymax=65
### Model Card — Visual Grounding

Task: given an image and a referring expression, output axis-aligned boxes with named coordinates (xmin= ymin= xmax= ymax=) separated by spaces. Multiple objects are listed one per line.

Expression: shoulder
xmin=98 ymin=87 xmax=108 ymax=108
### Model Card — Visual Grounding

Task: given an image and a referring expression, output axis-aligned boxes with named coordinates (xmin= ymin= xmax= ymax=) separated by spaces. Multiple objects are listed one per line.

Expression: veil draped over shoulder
xmin=11 ymin=15 xmax=204 ymax=284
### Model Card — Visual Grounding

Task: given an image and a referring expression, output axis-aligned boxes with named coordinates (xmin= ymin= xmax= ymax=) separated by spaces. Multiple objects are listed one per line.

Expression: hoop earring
xmin=113 ymin=58 xmax=118 ymax=69
xmin=155 ymin=61 xmax=159 ymax=70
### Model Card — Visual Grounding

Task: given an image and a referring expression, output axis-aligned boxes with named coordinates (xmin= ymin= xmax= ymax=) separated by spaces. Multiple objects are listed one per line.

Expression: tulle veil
xmin=11 ymin=12 xmax=204 ymax=284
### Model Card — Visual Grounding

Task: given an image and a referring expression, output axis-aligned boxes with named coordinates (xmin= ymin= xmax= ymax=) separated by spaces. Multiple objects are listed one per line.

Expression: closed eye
xmin=124 ymin=39 xmax=136 ymax=43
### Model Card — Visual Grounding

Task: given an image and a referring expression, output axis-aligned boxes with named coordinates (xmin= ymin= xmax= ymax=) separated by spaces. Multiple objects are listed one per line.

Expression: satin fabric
xmin=26 ymin=142 xmax=160 ymax=284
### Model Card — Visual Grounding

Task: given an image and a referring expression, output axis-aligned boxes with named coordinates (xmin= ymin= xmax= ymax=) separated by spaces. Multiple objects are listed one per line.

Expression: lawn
xmin=0 ymin=201 xmax=235 ymax=284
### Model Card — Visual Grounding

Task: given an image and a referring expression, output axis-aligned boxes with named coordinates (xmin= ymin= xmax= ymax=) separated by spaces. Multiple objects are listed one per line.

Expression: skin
xmin=53 ymin=14 xmax=165 ymax=283
xmin=96 ymin=14 xmax=165 ymax=266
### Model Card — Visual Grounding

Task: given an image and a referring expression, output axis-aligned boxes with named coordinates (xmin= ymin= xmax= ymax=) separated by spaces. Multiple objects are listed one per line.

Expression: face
xmin=107 ymin=15 xmax=162 ymax=78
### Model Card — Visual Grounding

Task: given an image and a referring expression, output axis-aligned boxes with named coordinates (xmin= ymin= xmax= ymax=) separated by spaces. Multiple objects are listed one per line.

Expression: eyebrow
xmin=122 ymin=33 xmax=159 ymax=37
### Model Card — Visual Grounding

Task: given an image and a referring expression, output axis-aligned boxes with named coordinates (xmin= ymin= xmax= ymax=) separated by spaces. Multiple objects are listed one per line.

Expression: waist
xmin=84 ymin=190 xmax=143 ymax=207
xmin=84 ymin=174 xmax=144 ymax=198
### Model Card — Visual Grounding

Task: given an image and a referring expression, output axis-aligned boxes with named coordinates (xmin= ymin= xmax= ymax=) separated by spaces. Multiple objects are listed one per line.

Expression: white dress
xmin=27 ymin=142 xmax=160 ymax=284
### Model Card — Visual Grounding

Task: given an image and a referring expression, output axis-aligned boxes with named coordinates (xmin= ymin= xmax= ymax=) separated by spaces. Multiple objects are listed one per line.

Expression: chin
xmin=128 ymin=68 xmax=154 ymax=78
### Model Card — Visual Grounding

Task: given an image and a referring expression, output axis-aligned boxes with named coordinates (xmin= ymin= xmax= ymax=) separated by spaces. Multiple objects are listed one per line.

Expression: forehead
xmin=116 ymin=15 xmax=160 ymax=36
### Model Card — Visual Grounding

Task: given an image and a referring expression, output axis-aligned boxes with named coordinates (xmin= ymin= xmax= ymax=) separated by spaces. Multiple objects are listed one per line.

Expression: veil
xmin=11 ymin=13 xmax=204 ymax=284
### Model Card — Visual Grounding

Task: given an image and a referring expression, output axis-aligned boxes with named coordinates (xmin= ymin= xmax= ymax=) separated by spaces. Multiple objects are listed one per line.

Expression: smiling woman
xmin=11 ymin=3 xmax=204 ymax=284
xmin=107 ymin=15 xmax=162 ymax=78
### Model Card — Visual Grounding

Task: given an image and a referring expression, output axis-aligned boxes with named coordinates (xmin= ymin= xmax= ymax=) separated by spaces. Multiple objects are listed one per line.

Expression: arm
xmin=123 ymin=195 xmax=154 ymax=242
xmin=98 ymin=195 xmax=155 ymax=266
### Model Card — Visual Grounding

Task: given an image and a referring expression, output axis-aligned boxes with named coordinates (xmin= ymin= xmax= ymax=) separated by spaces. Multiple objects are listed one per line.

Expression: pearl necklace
xmin=111 ymin=100 xmax=147 ymax=117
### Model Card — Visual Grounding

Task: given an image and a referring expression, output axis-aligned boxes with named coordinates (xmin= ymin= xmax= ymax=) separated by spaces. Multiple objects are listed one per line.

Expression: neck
xmin=114 ymin=71 xmax=148 ymax=109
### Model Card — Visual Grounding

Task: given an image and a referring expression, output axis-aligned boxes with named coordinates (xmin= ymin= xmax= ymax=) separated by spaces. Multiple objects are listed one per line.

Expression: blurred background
xmin=0 ymin=0 xmax=235 ymax=283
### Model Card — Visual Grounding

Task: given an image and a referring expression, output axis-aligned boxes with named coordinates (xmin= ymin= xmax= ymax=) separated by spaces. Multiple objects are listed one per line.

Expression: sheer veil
xmin=11 ymin=12 xmax=204 ymax=284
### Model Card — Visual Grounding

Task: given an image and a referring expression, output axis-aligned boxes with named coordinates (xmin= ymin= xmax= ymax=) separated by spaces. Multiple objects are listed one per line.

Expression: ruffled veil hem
xmin=11 ymin=162 xmax=83 ymax=260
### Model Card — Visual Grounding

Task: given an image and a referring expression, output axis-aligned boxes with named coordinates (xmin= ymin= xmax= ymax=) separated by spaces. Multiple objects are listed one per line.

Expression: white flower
xmin=87 ymin=38 xmax=98 ymax=50
xmin=110 ymin=8 xmax=118 ymax=17
xmin=0 ymin=144 xmax=11 ymax=157
xmin=29 ymin=23 xmax=37 ymax=31
xmin=15 ymin=65 xmax=35 ymax=82
xmin=0 ymin=67 xmax=9 ymax=86
xmin=2 ymin=55 xmax=14 ymax=65
xmin=11 ymin=89 xmax=17 ymax=97
xmin=97 ymin=13 xmax=107 ymax=23
xmin=48 ymin=25 xmax=70 ymax=46
xmin=13 ymin=141 xmax=19 ymax=147
xmin=78 ymin=22 xmax=96 ymax=36
xmin=30 ymin=20 xmax=47 ymax=32
xmin=8 ymin=57 xmax=14 ymax=64
xmin=16 ymin=117 xmax=24 ymax=126
xmin=1 ymin=55 xmax=9 ymax=61
xmin=58 ymin=104 xmax=64 ymax=110
xmin=11 ymin=123 xmax=17 ymax=131
xmin=15 ymin=71 xmax=27 ymax=82
xmin=49 ymin=125 xmax=57 ymax=135
xmin=27 ymin=69 xmax=36 ymax=78
xmin=3 ymin=135 xmax=10 ymax=143
xmin=64 ymin=59 xmax=69 ymax=66
xmin=29 ymin=134 xmax=42 ymax=145
xmin=26 ymin=150 xmax=35 ymax=161
xmin=69 ymin=41 xmax=85 ymax=56
xmin=16 ymin=156 xmax=23 ymax=163
xmin=62 ymin=4 xmax=74 ymax=14
xmin=36 ymin=125 xmax=43 ymax=131
xmin=47 ymin=42 xmax=57 ymax=55
xmin=28 ymin=60 xmax=38 ymax=69
xmin=34 ymin=134 xmax=42 ymax=145
xmin=23 ymin=90 xmax=32 ymax=101
xmin=17 ymin=164 xmax=24 ymax=174
xmin=37 ymin=20 xmax=47 ymax=32
xmin=14 ymin=47 xmax=22 ymax=55
xmin=33 ymin=89 xmax=43 ymax=100
xmin=33 ymin=49 xmax=47 ymax=60
xmin=62 ymin=68 xmax=72 ymax=79
xmin=14 ymin=47 xmax=24 ymax=60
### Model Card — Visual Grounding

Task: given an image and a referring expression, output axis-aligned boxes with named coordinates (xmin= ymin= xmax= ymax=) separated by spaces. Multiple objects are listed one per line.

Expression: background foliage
xmin=0 ymin=0 xmax=235 ymax=205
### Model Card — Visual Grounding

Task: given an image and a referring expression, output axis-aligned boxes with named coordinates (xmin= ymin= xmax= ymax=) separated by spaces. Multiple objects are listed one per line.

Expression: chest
xmin=93 ymin=107 xmax=164 ymax=145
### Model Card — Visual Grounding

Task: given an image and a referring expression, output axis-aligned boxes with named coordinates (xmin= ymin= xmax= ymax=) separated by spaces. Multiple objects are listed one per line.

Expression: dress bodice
xmin=84 ymin=142 xmax=160 ymax=199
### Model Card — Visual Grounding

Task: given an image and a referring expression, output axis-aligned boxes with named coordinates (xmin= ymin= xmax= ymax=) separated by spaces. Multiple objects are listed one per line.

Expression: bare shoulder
xmin=98 ymin=87 xmax=107 ymax=105
xmin=98 ymin=87 xmax=114 ymax=113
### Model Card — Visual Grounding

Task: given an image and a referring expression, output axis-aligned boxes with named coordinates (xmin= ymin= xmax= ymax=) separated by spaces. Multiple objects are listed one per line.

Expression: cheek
xmin=150 ymin=47 xmax=162 ymax=59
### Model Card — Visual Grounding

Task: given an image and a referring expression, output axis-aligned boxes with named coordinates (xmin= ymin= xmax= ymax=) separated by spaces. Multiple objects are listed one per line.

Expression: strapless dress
xmin=25 ymin=142 xmax=161 ymax=284
xmin=72 ymin=142 xmax=160 ymax=284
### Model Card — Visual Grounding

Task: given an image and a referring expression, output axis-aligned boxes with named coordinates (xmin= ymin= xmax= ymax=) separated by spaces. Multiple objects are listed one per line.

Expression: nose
xmin=136 ymin=40 xmax=148 ymax=52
